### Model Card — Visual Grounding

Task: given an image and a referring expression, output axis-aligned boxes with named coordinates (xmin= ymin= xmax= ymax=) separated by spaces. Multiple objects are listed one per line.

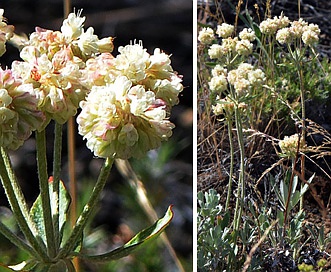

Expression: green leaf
xmin=77 ymin=205 xmax=174 ymax=262
xmin=29 ymin=179 xmax=71 ymax=245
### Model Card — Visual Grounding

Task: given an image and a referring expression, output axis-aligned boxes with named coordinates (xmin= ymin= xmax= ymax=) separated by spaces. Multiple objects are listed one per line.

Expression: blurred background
xmin=0 ymin=0 xmax=193 ymax=271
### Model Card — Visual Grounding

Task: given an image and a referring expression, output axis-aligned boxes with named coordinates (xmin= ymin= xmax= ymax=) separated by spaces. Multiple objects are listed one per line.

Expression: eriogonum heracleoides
xmin=77 ymin=75 xmax=178 ymax=159
xmin=0 ymin=9 xmax=14 ymax=57
xmin=0 ymin=68 xmax=45 ymax=150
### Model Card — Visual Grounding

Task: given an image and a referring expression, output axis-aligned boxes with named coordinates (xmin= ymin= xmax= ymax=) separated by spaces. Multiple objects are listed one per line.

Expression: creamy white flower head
xmin=61 ymin=11 xmax=85 ymax=40
xmin=0 ymin=68 xmax=45 ymax=150
xmin=227 ymin=63 xmax=265 ymax=95
xmin=114 ymin=43 xmax=150 ymax=83
xmin=276 ymin=27 xmax=293 ymax=44
xmin=209 ymin=75 xmax=228 ymax=92
xmin=198 ymin=27 xmax=215 ymax=45
xmin=147 ymin=48 xmax=173 ymax=79
xmin=76 ymin=27 xmax=99 ymax=56
xmin=289 ymin=18 xmax=308 ymax=38
xmin=0 ymin=9 xmax=14 ymax=57
xmin=235 ymin=39 xmax=253 ymax=56
xmin=279 ymin=133 xmax=306 ymax=158
xmin=239 ymin=28 xmax=256 ymax=42
xmin=208 ymin=44 xmax=225 ymax=59
xmin=302 ymin=23 xmax=320 ymax=46
xmin=216 ymin=23 xmax=234 ymax=38
xmin=211 ymin=64 xmax=227 ymax=77
xmin=77 ymin=76 xmax=175 ymax=159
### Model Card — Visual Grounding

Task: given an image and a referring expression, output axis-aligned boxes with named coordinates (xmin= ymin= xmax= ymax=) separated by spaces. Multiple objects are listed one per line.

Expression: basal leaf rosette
xmin=0 ymin=68 xmax=45 ymax=150
xmin=84 ymin=42 xmax=183 ymax=110
xmin=77 ymin=76 xmax=175 ymax=159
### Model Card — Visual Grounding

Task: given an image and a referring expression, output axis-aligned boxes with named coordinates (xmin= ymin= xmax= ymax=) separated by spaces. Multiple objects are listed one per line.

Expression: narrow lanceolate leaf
xmin=77 ymin=205 xmax=174 ymax=262
xmin=29 ymin=179 xmax=71 ymax=245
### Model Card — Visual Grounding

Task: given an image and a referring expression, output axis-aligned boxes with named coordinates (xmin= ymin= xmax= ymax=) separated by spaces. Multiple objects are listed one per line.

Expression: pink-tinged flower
xmin=0 ymin=9 xmax=14 ymax=57
xmin=77 ymin=76 xmax=175 ymax=159
xmin=0 ymin=68 xmax=45 ymax=150
xmin=12 ymin=46 xmax=88 ymax=124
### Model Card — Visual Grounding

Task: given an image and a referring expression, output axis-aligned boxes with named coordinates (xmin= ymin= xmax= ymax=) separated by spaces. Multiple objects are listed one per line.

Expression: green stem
xmin=0 ymin=149 xmax=49 ymax=261
xmin=36 ymin=130 xmax=57 ymax=258
xmin=233 ymin=106 xmax=246 ymax=232
xmin=52 ymin=123 xmax=63 ymax=249
xmin=225 ymin=116 xmax=234 ymax=211
xmin=57 ymin=157 xmax=114 ymax=259
xmin=0 ymin=220 xmax=37 ymax=257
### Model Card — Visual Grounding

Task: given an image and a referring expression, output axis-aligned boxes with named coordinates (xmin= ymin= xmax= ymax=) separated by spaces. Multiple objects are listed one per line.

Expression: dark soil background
xmin=0 ymin=0 xmax=193 ymax=271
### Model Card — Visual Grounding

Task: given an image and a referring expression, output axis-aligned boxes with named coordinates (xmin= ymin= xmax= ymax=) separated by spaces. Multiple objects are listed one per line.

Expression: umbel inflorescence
xmin=0 ymin=10 xmax=183 ymax=159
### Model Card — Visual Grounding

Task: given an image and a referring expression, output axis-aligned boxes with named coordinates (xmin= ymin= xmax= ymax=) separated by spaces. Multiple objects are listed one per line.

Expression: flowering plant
xmin=0 ymin=9 xmax=182 ymax=271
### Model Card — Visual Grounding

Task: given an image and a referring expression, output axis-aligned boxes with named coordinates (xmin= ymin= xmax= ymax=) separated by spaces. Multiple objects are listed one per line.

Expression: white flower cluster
xmin=0 ymin=9 xmax=14 ymax=57
xmin=216 ymin=23 xmax=234 ymax=38
xmin=259 ymin=14 xmax=290 ymax=35
xmin=208 ymin=64 xmax=228 ymax=92
xmin=279 ymin=134 xmax=306 ymax=158
xmin=0 ymin=10 xmax=183 ymax=156
xmin=206 ymin=24 xmax=255 ymax=59
xmin=260 ymin=15 xmax=320 ymax=46
xmin=227 ymin=63 xmax=265 ymax=95
xmin=77 ymin=41 xmax=183 ymax=159
xmin=198 ymin=27 xmax=215 ymax=45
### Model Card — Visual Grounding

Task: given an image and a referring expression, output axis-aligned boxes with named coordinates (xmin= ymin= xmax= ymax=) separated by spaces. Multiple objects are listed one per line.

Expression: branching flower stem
xmin=36 ymin=130 xmax=57 ymax=258
xmin=57 ymin=157 xmax=114 ymax=260
xmin=233 ymin=106 xmax=246 ymax=232
xmin=0 ymin=148 xmax=49 ymax=262
xmin=52 ymin=123 xmax=63 ymax=248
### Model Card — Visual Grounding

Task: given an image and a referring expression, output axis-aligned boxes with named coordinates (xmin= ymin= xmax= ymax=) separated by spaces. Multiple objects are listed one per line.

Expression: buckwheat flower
xmin=211 ymin=64 xmax=227 ymax=77
xmin=239 ymin=28 xmax=256 ymax=42
xmin=12 ymin=46 xmax=88 ymax=124
xmin=209 ymin=74 xmax=228 ymax=92
xmin=289 ymin=18 xmax=308 ymax=38
xmin=279 ymin=134 xmax=306 ymax=158
xmin=227 ymin=63 xmax=265 ymax=95
xmin=113 ymin=43 xmax=150 ymax=83
xmin=61 ymin=11 xmax=85 ymax=41
xmin=216 ymin=23 xmax=234 ymax=38
xmin=212 ymin=96 xmax=234 ymax=115
xmin=260 ymin=18 xmax=279 ymax=35
xmin=0 ymin=68 xmax=46 ymax=150
xmin=0 ymin=9 xmax=14 ymax=57
xmin=145 ymin=75 xmax=183 ymax=108
xmin=302 ymin=24 xmax=320 ymax=46
xmin=198 ymin=27 xmax=215 ymax=45
xmin=235 ymin=39 xmax=253 ymax=56
xmin=247 ymin=68 xmax=265 ymax=87
xmin=83 ymin=52 xmax=116 ymax=87
xmin=222 ymin=37 xmax=238 ymax=52
xmin=276 ymin=27 xmax=293 ymax=44
xmin=208 ymin=44 xmax=225 ymax=59
xmin=77 ymin=76 xmax=175 ymax=159
xmin=146 ymin=48 xmax=173 ymax=79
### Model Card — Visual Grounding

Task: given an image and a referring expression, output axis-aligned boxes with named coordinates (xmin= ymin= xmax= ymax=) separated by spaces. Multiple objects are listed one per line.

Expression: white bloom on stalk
xmin=235 ymin=39 xmax=253 ymax=56
xmin=239 ymin=28 xmax=256 ymax=42
xmin=227 ymin=63 xmax=265 ymax=95
xmin=0 ymin=68 xmax=45 ymax=150
xmin=77 ymin=76 xmax=175 ymax=159
xmin=209 ymin=74 xmax=228 ymax=92
xmin=302 ymin=23 xmax=320 ymax=46
xmin=0 ymin=9 xmax=14 ymax=57
xmin=198 ymin=27 xmax=215 ymax=45
xmin=216 ymin=23 xmax=234 ymax=38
